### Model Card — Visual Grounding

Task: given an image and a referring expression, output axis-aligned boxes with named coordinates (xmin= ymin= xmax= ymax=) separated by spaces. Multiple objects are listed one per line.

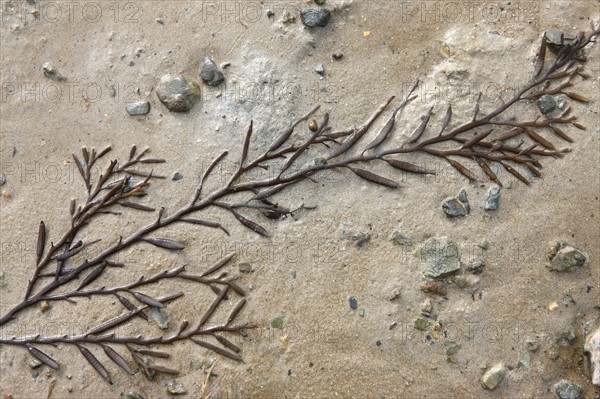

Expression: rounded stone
xmin=300 ymin=7 xmax=331 ymax=27
xmin=125 ymin=100 xmax=150 ymax=116
xmin=538 ymin=94 xmax=556 ymax=114
xmin=554 ymin=379 xmax=583 ymax=399
xmin=156 ymin=74 xmax=201 ymax=113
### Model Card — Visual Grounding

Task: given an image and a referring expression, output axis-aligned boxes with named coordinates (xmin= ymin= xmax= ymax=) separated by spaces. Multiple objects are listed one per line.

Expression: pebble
xmin=420 ymin=236 xmax=461 ymax=278
xmin=332 ymin=52 xmax=344 ymax=60
xmin=166 ymin=381 xmax=186 ymax=395
xmin=584 ymin=318 xmax=600 ymax=386
xmin=414 ymin=316 xmax=430 ymax=331
xmin=28 ymin=360 xmax=43 ymax=369
xmin=42 ymin=62 xmax=66 ymax=82
xmin=525 ymin=339 xmax=539 ymax=352
xmin=125 ymin=392 xmax=145 ymax=399
xmin=40 ymin=301 xmax=49 ymax=312
xmin=466 ymin=261 xmax=485 ymax=274
xmin=125 ymin=100 xmax=150 ymax=116
xmin=156 ymin=74 xmax=200 ymax=112
xmin=300 ymin=7 xmax=331 ymax=27
xmin=281 ymin=11 xmax=296 ymax=24
xmin=271 ymin=316 xmax=284 ymax=329
xmin=358 ymin=308 xmax=365 ymax=317
xmin=387 ymin=288 xmax=401 ymax=301
xmin=545 ymin=31 xmax=578 ymax=53
xmin=315 ymin=64 xmax=325 ymax=76
xmin=349 ymin=297 xmax=357 ymax=310
xmin=446 ymin=341 xmax=461 ymax=363
xmin=148 ymin=307 xmax=170 ymax=330
xmin=238 ymin=263 xmax=253 ymax=273
xmin=314 ymin=0 xmax=326 ymax=4
xmin=442 ymin=198 xmax=468 ymax=217
xmin=172 ymin=172 xmax=183 ymax=181
xmin=266 ymin=10 xmax=274 ymax=18
xmin=0 ymin=174 xmax=6 ymax=187
xmin=420 ymin=298 xmax=433 ymax=316
xmin=547 ymin=242 xmax=588 ymax=272
xmin=478 ymin=239 xmax=489 ymax=250
xmin=200 ymin=57 xmax=225 ymax=86
xmin=556 ymin=96 xmax=567 ymax=109
xmin=537 ymin=94 xmax=556 ymax=114
xmin=351 ymin=232 xmax=371 ymax=248
xmin=518 ymin=352 xmax=532 ymax=369
xmin=419 ymin=280 xmax=447 ymax=296
xmin=484 ymin=186 xmax=501 ymax=211
xmin=554 ymin=379 xmax=583 ymax=399
xmin=453 ymin=275 xmax=480 ymax=290
xmin=390 ymin=232 xmax=412 ymax=246
xmin=442 ymin=188 xmax=470 ymax=217
xmin=481 ymin=363 xmax=507 ymax=390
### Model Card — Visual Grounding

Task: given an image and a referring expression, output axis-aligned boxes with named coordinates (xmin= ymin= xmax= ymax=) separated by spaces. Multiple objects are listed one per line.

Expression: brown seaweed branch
xmin=0 ymin=28 xmax=597 ymax=384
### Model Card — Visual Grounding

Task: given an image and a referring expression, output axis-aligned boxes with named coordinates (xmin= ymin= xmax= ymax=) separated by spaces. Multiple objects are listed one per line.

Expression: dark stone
xmin=300 ymin=7 xmax=331 ymax=27
xmin=200 ymin=58 xmax=225 ymax=86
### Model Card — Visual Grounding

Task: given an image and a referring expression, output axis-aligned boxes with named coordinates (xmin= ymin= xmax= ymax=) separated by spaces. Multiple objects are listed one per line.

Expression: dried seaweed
xmin=0 ymin=28 xmax=598 ymax=385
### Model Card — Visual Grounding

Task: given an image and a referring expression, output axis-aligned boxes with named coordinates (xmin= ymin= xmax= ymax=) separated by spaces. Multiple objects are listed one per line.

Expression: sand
xmin=1 ymin=1 xmax=599 ymax=398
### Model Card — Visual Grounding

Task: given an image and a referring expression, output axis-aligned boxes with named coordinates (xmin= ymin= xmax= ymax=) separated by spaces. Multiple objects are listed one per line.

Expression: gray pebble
xmin=466 ymin=261 xmax=485 ymax=274
xmin=387 ymin=288 xmax=401 ymax=301
xmin=42 ymin=62 xmax=66 ymax=82
xmin=351 ymin=232 xmax=371 ymax=248
xmin=315 ymin=64 xmax=325 ymax=76
xmin=300 ymin=7 xmax=331 ymax=27
xmin=481 ymin=363 xmax=507 ymax=390
xmin=200 ymin=58 xmax=225 ymax=86
xmin=172 ymin=172 xmax=183 ymax=181
xmin=442 ymin=187 xmax=470 ymax=217
xmin=554 ymin=379 xmax=583 ymax=399
xmin=166 ymin=381 xmax=186 ymax=395
xmin=518 ymin=352 xmax=532 ymax=369
xmin=125 ymin=100 xmax=150 ymax=116
xmin=390 ymin=232 xmax=412 ymax=246
xmin=148 ymin=307 xmax=170 ymax=330
xmin=545 ymin=31 xmax=578 ymax=53
xmin=156 ymin=74 xmax=201 ymax=112
xmin=442 ymin=198 xmax=468 ymax=217
xmin=538 ymin=94 xmax=556 ymax=114
xmin=126 ymin=392 xmax=145 ymax=399
xmin=547 ymin=242 xmax=588 ymax=272
xmin=0 ymin=173 xmax=6 ymax=187
xmin=238 ymin=263 xmax=253 ymax=273
xmin=484 ymin=186 xmax=501 ymax=211
xmin=420 ymin=236 xmax=460 ymax=278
